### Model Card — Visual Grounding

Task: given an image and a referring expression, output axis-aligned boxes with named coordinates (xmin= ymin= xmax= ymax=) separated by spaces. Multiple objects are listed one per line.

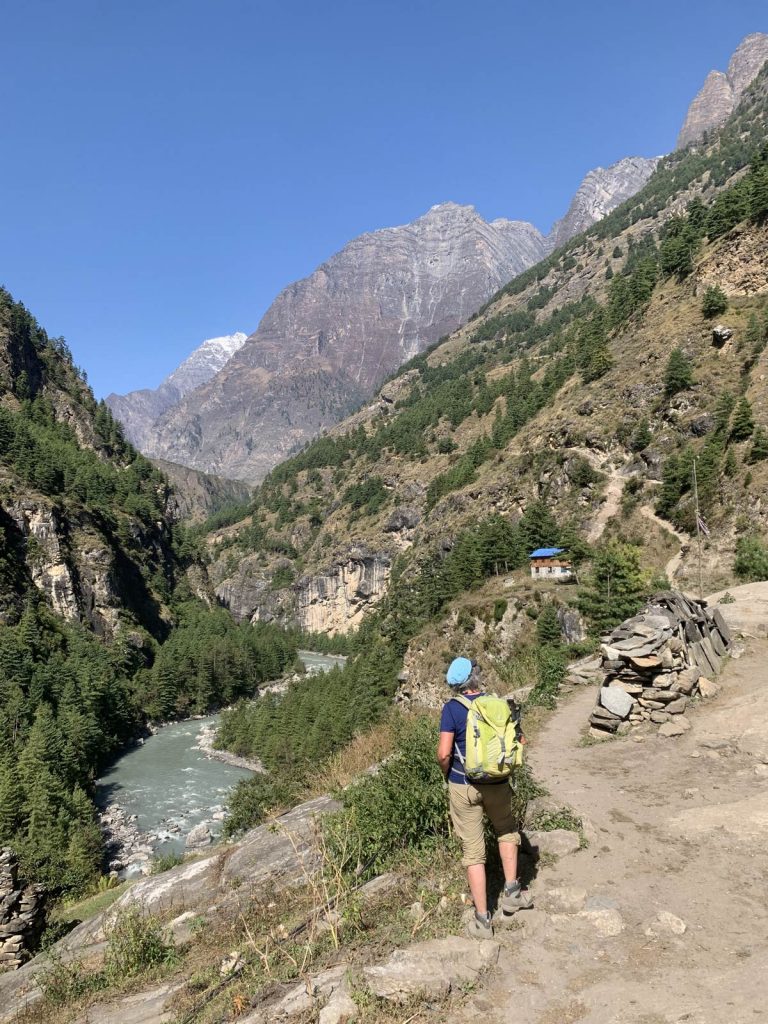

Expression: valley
xmin=1 ymin=21 xmax=768 ymax=1024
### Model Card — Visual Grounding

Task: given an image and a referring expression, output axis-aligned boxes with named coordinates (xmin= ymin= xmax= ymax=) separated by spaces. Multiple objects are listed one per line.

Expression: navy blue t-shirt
xmin=439 ymin=693 xmax=482 ymax=784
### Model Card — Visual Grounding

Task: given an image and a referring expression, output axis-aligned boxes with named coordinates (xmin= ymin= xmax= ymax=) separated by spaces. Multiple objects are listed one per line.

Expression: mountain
xmin=106 ymin=332 xmax=247 ymax=450
xmin=677 ymin=32 xmax=768 ymax=148
xmin=138 ymin=203 xmax=547 ymax=482
xmin=153 ymin=458 xmax=251 ymax=523
xmin=208 ymin=58 xmax=768 ymax=653
xmin=547 ymin=157 xmax=661 ymax=251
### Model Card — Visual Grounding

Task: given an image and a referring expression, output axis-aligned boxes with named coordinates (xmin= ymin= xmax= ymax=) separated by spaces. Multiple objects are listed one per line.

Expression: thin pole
xmin=693 ymin=458 xmax=703 ymax=601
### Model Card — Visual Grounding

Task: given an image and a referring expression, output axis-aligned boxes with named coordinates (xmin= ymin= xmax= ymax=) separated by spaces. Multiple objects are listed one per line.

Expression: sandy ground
xmin=448 ymin=637 xmax=768 ymax=1024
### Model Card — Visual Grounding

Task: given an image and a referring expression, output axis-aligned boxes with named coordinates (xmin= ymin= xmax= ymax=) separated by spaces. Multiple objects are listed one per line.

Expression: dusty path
xmin=569 ymin=446 xmax=689 ymax=583
xmin=639 ymin=504 xmax=691 ymax=584
xmin=450 ymin=640 xmax=768 ymax=1024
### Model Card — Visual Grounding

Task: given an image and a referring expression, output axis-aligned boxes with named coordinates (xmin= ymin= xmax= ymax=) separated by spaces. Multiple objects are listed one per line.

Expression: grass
xmin=51 ymin=881 xmax=134 ymax=925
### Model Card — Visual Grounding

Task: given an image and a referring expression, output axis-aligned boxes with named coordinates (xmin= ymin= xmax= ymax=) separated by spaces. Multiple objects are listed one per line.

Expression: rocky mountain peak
xmin=130 ymin=206 xmax=548 ymax=482
xmin=106 ymin=331 xmax=247 ymax=450
xmin=547 ymin=156 xmax=661 ymax=251
xmin=677 ymin=32 xmax=768 ymax=148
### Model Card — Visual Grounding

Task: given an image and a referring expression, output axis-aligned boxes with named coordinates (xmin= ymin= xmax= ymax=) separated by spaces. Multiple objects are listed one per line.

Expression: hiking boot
xmin=500 ymin=882 xmax=533 ymax=915
xmin=466 ymin=911 xmax=494 ymax=940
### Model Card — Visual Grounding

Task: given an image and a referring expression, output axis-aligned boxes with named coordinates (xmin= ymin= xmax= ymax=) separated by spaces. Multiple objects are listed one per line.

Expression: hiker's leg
xmin=448 ymin=783 xmax=487 ymax=912
xmin=482 ymin=784 xmax=522 ymax=884
xmin=466 ymin=863 xmax=487 ymax=915
xmin=498 ymin=837 xmax=519 ymax=885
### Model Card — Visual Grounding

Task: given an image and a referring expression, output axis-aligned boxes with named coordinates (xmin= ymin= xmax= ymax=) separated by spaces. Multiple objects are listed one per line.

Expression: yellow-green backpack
xmin=452 ymin=694 xmax=523 ymax=782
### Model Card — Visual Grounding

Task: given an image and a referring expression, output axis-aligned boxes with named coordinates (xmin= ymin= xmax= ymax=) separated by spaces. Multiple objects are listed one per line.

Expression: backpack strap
xmin=449 ymin=694 xmax=475 ymax=766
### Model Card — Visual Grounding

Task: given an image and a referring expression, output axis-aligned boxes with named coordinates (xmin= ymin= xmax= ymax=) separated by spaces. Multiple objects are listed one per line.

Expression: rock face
xmin=547 ymin=157 xmax=660 ymax=251
xmin=295 ymin=550 xmax=391 ymax=634
xmin=150 ymin=458 xmax=251 ymax=523
xmin=0 ymin=850 xmax=46 ymax=971
xmin=142 ymin=204 xmax=547 ymax=482
xmin=677 ymin=33 xmax=768 ymax=148
xmin=106 ymin=332 xmax=247 ymax=450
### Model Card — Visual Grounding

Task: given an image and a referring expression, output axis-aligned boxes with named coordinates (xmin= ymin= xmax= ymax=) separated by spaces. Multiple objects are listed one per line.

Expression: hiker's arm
xmin=437 ymin=731 xmax=454 ymax=780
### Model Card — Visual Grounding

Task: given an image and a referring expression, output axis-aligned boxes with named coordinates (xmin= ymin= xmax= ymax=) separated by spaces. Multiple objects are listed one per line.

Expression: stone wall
xmin=0 ymin=850 xmax=46 ymax=971
xmin=588 ymin=591 xmax=731 ymax=737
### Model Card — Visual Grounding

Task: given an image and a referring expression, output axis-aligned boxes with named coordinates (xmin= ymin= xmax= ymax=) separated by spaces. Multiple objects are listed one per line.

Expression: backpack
xmin=452 ymin=694 xmax=524 ymax=782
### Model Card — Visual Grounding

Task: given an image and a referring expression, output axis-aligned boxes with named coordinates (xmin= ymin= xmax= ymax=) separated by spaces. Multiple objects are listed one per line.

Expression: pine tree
xmin=536 ymin=604 xmax=562 ymax=647
xmin=629 ymin=419 xmax=652 ymax=452
xmin=664 ymin=348 xmax=694 ymax=397
xmin=750 ymin=166 xmax=768 ymax=224
xmin=730 ymin=397 xmax=755 ymax=442
xmin=702 ymin=286 xmax=728 ymax=320
xmin=747 ymin=426 xmax=768 ymax=463
xmin=578 ymin=543 xmax=647 ymax=634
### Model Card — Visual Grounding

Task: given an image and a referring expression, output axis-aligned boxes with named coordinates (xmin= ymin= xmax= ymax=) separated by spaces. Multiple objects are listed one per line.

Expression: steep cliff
xmin=677 ymin=32 xmax=768 ymax=148
xmin=106 ymin=332 xmax=246 ymax=450
xmin=547 ymin=157 xmax=661 ymax=250
xmin=141 ymin=204 xmax=546 ymax=482
xmin=0 ymin=290 xmax=182 ymax=637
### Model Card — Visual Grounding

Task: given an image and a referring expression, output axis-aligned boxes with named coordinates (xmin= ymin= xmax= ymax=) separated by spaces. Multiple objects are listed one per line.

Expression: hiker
xmin=437 ymin=656 xmax=531 ymax=939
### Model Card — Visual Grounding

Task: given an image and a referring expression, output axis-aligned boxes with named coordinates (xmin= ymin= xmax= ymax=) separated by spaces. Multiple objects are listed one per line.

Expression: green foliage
xmin=535 ymin=603 xmax=562 ymax=647
xmin=342 ymin=476 xmax=388 ymax=517
xmin=701 ymin=285 xmax=728 ymax=319
xmin=664 ymin=347 xmax=694 ymax=397
xmin=747 ymin=427 xmax=768 ymax=463
xmin=526 ymin=647 xmax=567 ymax=708
xmin=578 ymin=543 xmax=647 ymax=634
xmin=730 ymin=397 xmax=755 ymax=442
xmin=328 ymin=714 xmax=449 ymax=876
xmin=629 ymin=418 xmax=652 ymax=452
xmin=103 ymin=906 xmax=178 ymax=978
xmin=734 ymin=535 xmax=768 ymax=582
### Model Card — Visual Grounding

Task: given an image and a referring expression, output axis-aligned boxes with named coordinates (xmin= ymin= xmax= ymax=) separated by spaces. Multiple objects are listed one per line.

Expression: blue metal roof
xmin=529 ymin=547 xmax=565 ymax=558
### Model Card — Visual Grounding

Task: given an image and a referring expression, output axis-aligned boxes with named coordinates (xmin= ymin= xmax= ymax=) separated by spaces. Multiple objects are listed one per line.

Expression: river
xmin=96 ymin=650 xmax=346 ymax=875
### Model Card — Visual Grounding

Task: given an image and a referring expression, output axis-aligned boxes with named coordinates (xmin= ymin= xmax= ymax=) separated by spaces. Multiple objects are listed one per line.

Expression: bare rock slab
xmin=362 ymin=935 xmax=499 ymax=1002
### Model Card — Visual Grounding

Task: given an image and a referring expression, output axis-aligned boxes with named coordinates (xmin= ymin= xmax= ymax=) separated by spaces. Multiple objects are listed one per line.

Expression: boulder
xmin=644 ymin=911 xmax=687 ymax=936
xmin=712 ymin=324 xmax=734 ymax=347
xmin=526 ymin=829 xmax=581 ymax=858
xmin=185 ymin=823 xmax=212 ymax=849
xmin=698 ymin=675 xmax=721 ymax=698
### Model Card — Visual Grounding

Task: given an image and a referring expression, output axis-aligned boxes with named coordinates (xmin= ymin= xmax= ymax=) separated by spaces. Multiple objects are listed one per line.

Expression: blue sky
xmin=1 ymin=0 xmax=765 ymax=397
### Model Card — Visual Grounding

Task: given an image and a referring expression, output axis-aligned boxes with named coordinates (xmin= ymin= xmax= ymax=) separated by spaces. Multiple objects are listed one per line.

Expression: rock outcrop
xmin=151 ymin=458 xmax=251 ymax=523
xmin=0 ymin=850 xmax=46 ymax=971
xmin=677 ymin=33 xmax=768 ymax=148
xmin=547 ymin=157 xmax=660 ymax=251
xmin=295 ymin=550 xmax=391 ymax=634
xmin=106 ymin=332 xmax=247 ymax=451
xmin=140 ymin=204 xmax=547 ymax=482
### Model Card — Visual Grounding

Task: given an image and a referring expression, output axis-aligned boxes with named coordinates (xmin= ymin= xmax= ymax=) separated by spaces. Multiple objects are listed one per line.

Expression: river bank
xmin=194 ymin=720 xmax=265 ymax=772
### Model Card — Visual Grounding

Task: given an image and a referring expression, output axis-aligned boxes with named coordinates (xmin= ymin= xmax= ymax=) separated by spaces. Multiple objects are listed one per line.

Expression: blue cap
xmin=446 ymin=657 xmax=473 ymax=687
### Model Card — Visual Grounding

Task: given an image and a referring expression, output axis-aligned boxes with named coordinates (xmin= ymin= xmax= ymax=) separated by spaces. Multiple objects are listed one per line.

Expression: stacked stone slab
xmin=588 ymin=591 xmax=732 ymax=735
xmin=0 ymin=850 xmax=46 ymax=971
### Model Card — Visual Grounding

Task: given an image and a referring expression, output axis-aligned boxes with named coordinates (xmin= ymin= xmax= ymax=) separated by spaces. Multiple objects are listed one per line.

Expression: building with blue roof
xmin=529 ymin=546 xmax=573 ymax=580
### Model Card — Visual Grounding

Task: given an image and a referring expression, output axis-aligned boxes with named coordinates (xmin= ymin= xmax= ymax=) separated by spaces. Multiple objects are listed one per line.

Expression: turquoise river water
xmin=96 ymin=650 xmax=346 ymax=871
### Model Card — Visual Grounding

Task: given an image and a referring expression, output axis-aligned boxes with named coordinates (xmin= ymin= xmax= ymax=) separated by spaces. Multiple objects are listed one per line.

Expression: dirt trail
xmin=569 ymin=446 xmax=689 ymax=583
xmin=449 ymin=640 xmax=768 ymax=1024
xmin=639 ymin=504 xmax=691 ymax=584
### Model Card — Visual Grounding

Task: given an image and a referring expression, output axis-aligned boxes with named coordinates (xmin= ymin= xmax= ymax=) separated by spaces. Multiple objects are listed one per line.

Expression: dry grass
xmin=305 ymin=718 xmax=398 ymax=797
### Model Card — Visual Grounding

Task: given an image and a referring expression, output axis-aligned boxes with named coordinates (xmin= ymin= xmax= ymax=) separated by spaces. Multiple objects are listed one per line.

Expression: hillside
xmin=208 ymin=62 xmax=768 ymax=672
xmin=0 ymin=291 xmax=300 ymax=893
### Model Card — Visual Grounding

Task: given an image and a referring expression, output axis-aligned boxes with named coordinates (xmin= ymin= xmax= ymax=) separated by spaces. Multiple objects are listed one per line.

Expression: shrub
xmin=328 ymin=714 xmax=449 ymax=875
xmin=103 ymin=906 xmax=178 ymax=979
xmin=734 ymin=535 xmax=768 ymax=582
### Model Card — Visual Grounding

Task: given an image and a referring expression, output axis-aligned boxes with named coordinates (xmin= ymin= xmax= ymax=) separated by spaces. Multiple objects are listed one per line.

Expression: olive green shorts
xmin=448 ymin=781 xmax=521 ymax=867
